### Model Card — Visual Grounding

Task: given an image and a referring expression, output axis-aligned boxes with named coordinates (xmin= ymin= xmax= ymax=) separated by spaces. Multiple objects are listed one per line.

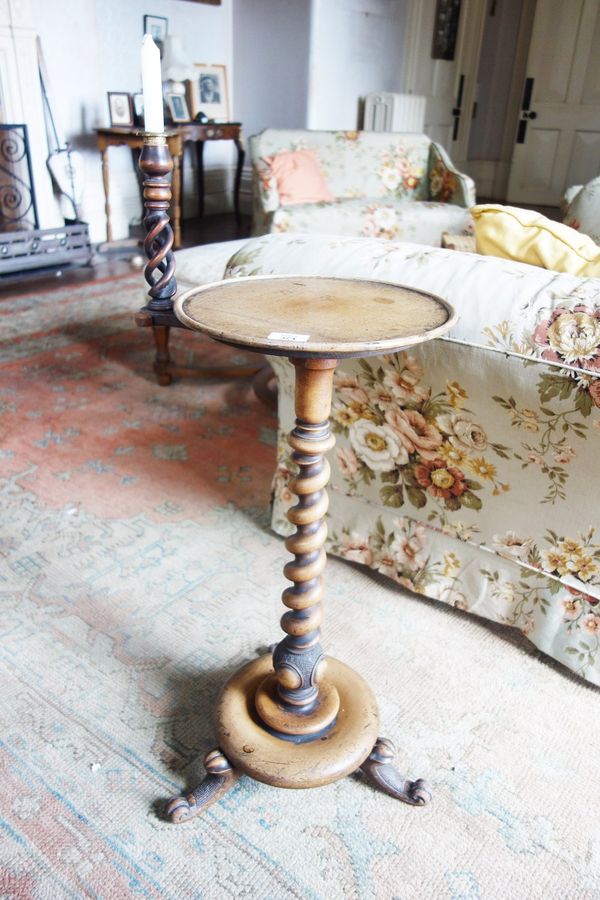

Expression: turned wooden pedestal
xmin=165 ymin=275 xmax=456 ymax=822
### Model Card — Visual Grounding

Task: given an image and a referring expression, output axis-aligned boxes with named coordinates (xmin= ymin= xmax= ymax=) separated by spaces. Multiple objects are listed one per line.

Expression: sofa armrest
xmin=428 ymin=142 xmax=476 ymax=207
xmin=562 ymin=184 xmax=582 ymax=214
xmin=174 ymin=238 xmax=253 ymax=287
xmin=252 ymin=159 xmax=280 ymax=214
xmin=223 ymin=232 xmax=600 ymax=376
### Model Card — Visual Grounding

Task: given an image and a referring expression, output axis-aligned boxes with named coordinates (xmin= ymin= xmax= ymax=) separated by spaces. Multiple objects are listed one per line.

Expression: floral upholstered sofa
xmin=248 ymin=129 xmax=475 ymax=246
xmin=175 ymin=232 xmax=600 ymax=686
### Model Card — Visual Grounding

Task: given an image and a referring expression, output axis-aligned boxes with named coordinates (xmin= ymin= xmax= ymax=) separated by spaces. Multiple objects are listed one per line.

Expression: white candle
xmin=141 ymin=34 xmax=164 ymax=133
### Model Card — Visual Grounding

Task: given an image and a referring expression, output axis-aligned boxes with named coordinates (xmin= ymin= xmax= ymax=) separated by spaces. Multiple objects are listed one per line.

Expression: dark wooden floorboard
xmin=0 ymin=213 xmax=251 ymax=299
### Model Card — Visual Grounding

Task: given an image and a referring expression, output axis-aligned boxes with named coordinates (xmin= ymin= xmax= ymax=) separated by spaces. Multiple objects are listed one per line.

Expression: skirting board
xmin=464 ymin=160 xmax=510 ymax=202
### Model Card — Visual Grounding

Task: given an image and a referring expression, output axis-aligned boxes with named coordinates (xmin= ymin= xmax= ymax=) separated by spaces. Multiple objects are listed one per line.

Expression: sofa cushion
xmin=262 ymin=149 xmax=333 ymax=207
xmin=270 ymin=197 xmax=471 ymax=246
xmin=471 ymin=204 xmax=600 ymax=276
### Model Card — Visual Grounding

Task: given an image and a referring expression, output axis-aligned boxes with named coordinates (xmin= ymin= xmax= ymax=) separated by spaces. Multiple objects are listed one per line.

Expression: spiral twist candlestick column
xmin=139 ymin=133 xmax=176 ymax=313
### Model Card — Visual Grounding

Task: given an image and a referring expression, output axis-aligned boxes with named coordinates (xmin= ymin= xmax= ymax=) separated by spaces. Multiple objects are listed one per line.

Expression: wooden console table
xmin=96 ymin=123 xmax=245 ymax=249
xmin=164 ymin=274 xmax=456 ymax=823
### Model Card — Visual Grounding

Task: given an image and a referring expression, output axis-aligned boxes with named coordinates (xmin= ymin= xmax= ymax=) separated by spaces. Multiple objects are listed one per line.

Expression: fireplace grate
xmin=0 ymin=223 xmax=93 ymax=274
xmin=0 ymin=123 xmax=93 ymax=276
xmin=0 ymin=123 xmax=39 ymax=231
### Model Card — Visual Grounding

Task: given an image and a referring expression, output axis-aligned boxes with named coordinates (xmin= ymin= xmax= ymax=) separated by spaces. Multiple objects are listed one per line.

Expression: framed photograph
xmin=431 ymin=0 xmax=462 ymax=60
xmin=166 ymin=93 xmax=190 ymax=123
xmin=143 ymin=14 xmax=168 ymax=45
xmin=188 ymin=64 xmax=229 ymax=121
xmin=132 ymin=92 xmax=144 ymax=127
xmin=107 ymin=92 xmax=134 ymax=127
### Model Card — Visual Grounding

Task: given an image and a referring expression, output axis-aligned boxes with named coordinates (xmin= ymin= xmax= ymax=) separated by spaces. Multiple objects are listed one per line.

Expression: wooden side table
xmin=164 ymin=274 xmax=456 ymax=823
xmin=96 ymin=127 xmax=183 ymax=248
xmin=179 ymin=122 xmax=245 ymax=225
xmin=96 ymin=123 xmax=245 ymax=249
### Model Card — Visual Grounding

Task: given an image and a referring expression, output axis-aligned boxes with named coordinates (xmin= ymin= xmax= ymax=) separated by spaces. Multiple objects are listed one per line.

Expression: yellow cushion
xmin=470 ymin=204 xmax=600 ymax=277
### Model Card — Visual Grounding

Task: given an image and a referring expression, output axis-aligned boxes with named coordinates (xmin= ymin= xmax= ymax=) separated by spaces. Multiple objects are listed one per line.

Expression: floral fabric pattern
xmin=428 ymin=141 xmax=476 ymax=207
xmin=267 ymin=197 xmax=471 ymax=245
xmin=248 ymin=129 xmax=474 ymax=245
xmin=562 ymin=175 xmax=600 ymax=245
xmin=221 ymin=231 xmax=600 ymax=685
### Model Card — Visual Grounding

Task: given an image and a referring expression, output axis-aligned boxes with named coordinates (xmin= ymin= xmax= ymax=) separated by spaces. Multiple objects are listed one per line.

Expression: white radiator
xmin=363 ymin=93 xmax=426 ymax=133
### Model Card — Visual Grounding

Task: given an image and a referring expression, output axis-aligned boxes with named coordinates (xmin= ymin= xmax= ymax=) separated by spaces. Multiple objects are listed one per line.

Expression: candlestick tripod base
xmin=164 ymin=654 xmax=431 ymax=823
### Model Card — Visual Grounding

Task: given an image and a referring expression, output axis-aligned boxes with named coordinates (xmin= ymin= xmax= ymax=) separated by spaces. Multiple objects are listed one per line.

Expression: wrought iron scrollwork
xmin=0 ymin=124 xmax=38 ymax=231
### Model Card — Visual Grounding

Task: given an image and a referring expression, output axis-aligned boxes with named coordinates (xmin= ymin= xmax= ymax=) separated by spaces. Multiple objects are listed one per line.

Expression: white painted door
xmin=403 ymin=0 xmax=485 ymax=156
xmin=506 ymin=0 xmax=600 ymax=205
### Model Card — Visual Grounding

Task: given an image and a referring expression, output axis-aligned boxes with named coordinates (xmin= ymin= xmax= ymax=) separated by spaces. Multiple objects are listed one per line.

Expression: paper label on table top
xmin=267 ymin=332 xmax=310 ymax=342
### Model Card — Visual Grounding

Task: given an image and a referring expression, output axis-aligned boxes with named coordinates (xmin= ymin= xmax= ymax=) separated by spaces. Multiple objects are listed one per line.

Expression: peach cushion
xmin=263 ymin=149 xmax=333 ymax=207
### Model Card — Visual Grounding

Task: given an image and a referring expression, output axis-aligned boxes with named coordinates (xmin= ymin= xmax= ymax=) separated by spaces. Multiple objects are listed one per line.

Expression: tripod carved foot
xmin=357 ymin=737 xmax=432 ymax=806
xmin=165 ymin=748 xmax=240 ymax=823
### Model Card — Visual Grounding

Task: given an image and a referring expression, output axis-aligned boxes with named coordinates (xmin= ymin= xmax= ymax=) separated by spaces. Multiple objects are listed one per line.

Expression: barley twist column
xmin=139 ymin=133 xmax=176 ymax=313
xmin=255 ymin=358 xmax=341 ymax=738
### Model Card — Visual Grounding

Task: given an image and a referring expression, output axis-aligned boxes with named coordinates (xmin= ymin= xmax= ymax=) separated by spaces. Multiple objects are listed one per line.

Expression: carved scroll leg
xmin=165 ymin=748 xmax=240 ymax=824
xmin=357 ymin=737 xmax=432 ymax=807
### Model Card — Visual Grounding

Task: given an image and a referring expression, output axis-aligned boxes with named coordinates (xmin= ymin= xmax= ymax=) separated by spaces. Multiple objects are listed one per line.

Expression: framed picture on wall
xmin=132 ymin=93 xmax=145 ymax=126
xmin=431 ymin=0 xmax=462 ymax=60
xmin=107 ymin=92 xmax=134 ymax=127
xmin=143 ymin=14 xmax=168 ymax=45
xmin=187 ymin=64 xmax=229 ymax=121
xmin=166 ymin=93 xmax=191 ymax=123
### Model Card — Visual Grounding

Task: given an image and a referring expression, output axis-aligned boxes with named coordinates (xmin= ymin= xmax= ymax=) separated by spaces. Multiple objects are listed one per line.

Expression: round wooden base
xmin=215 ymin=655 xmax=379 ymax=789
xmin=255 ymin=672 xmax=340 ymax=736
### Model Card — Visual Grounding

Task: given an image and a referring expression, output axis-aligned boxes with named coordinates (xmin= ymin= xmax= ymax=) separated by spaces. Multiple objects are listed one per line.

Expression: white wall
xmin=29 ymin=0 xmax=234 ymax=242
xmin=8 ymin=0 xmax=415 ymax=241
xmin=307 ymin=0 xmax=409 ymax=130
xmin=233 ymin=0 xmax=311 ymax=139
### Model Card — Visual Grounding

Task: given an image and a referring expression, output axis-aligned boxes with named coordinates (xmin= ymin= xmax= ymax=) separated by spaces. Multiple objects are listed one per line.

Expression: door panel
xmin=526 ymin=0 xmax=582 ymax=104
xmin=402 ymin=0 xmax=485 ymax=156
xmin=566 ymin=131 xmax=600 ymax=186
xmin=521 ymin=130 xmax=560 ymax=190
xmin=507 ymin=0 xmax=600 ymax=204
xmin=581 ymin=13 xmax=600 ymax=104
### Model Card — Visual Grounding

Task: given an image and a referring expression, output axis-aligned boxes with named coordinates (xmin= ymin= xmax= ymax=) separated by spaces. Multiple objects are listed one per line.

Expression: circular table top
xmin=175 ymin=275 xmax=456 ymax=358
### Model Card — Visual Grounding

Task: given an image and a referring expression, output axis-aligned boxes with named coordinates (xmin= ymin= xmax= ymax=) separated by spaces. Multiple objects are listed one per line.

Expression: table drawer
xmin=203 ymin=125 xmax=239 ymax=140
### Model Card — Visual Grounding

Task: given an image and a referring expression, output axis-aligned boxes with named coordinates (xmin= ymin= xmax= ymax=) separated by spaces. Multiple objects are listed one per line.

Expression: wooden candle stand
xmin=158 ymin=275 xmax=457 ymax=823
xmin=135 ymin=132 xmax=259 ymax=386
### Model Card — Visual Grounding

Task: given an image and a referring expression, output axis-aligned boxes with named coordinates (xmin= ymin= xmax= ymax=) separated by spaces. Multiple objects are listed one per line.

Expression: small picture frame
xmin=188 ymin=64 xmax=229 ymax=121
xmin=431 ymin=0 xmax=462 ymax=61
xmin=143 ymin=14 xmax=168 ymax=46
xmin=166 ymin=93 xmax=190 ymax=123
xmin=107 ymin=92 xmax=134 ymax=127
xmin=132 ymin=93 xmax=145 ymax=127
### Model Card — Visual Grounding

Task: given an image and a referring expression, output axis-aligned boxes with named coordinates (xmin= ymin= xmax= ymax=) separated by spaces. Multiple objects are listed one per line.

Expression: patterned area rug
xmin=1 ymin=275 xmax=600 ymax=898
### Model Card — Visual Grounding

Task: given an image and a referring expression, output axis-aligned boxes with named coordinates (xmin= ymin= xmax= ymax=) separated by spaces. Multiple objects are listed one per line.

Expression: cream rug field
xmin=1 ymin=276 xmax=599 ymax=899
